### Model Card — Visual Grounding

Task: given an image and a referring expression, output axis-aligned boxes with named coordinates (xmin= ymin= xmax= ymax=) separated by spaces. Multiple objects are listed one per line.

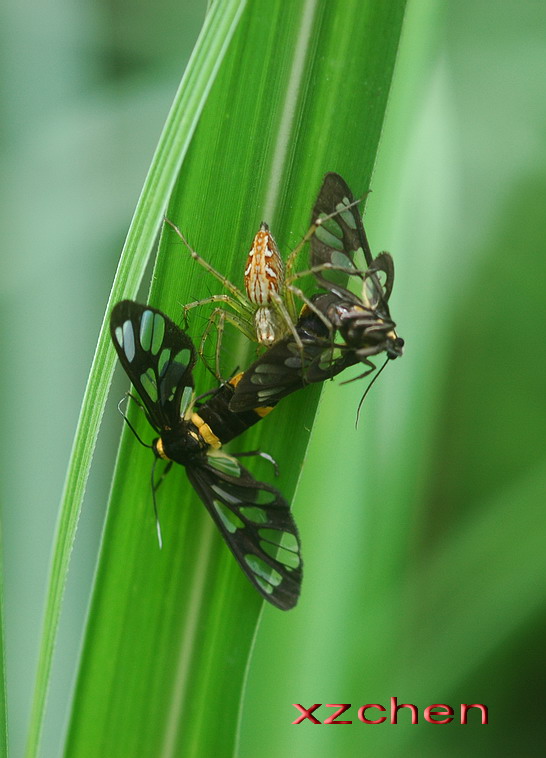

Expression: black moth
xmin=229 ymin=172 xmax=404 ymax=413
xmin=110 ymin=300 xmax=302 ymax=610
xmin=310 ymin=172 xmax=404 ymax=373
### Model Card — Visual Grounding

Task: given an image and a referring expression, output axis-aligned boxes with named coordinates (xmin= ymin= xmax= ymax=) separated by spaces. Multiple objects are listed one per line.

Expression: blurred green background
xmin=2 ymin=0 xmax=545 ymax=756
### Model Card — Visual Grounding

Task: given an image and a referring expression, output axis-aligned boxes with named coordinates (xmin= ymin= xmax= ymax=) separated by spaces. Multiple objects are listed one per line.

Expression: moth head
xmin=385 ymin=332 xmax=404 ymax=360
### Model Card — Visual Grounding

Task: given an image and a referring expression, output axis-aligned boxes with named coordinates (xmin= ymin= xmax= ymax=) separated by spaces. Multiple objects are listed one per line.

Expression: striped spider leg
xmin=164 ymin=218 xmax=257 ymax=376
xmin=230 ymin=174 xmax=406 ymax=419
xmin=165 ymin=218 xmax=310 ymax=379
xmin=164 ymin=191 xmax=365 ymax=380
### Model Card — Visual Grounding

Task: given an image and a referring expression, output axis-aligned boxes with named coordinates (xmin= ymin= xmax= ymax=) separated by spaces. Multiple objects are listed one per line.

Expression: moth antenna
xmin=150 ymin=457 xmax=163 ymax=550
xmin=117 ymin=395 xmax=153 ymax=449
xmin=355 ymin=357 xmax=389 ymax=429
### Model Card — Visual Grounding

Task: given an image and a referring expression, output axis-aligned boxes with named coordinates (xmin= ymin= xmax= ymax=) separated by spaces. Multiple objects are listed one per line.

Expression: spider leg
xmin=197 ymin=306 xmax=257 ymax=381
xmin=165 ymin=218 xmax=253 ymax=311
xmin=231 ymin=449 xmax=280 ymax=477
xmin=182 ymin=293 xmax=254 ymax=325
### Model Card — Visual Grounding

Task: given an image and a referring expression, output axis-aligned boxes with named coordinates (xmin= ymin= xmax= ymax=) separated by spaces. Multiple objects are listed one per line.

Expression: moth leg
xmin=116 ymin=393 xmax=153 ymax=449
xmin=340 ymin=358 xmax=376 ymax=385
xmin=150 ymin=458 xmax=173 ymax=549
xmin=152 ymin=459 xmax=173 ymax=492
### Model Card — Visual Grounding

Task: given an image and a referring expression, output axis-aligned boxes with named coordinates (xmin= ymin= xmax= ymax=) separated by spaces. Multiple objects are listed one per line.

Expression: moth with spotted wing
xmin=228 ymin=293 xmax=358 ymax=411
xmin=310 ymin=172 xmax=404 ymax=372
xmin=229 ymin=173 xmax=404 ymax=412
xmin=110 ymin=300 xmax=302 ymax=610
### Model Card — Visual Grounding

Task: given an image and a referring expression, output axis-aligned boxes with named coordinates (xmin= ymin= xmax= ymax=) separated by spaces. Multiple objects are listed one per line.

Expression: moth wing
xmin=310 ymin=172 xmax=373 ymax=299
xmin=361 ymin=252 xmax=395 ymax=315
xmin=187 ymin=453 xmax=303 ymax=610
xmin=229 ymin=328 xmax=356 ymax=413
xmin=110 ymin=300 xmax=196 ymax=430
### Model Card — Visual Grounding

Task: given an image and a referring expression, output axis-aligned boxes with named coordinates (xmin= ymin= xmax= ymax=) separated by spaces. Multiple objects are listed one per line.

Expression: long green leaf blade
xmin=0 ymin=526 xmax=7 ymax=758
xmin=23 ymin=3 xmax=247 ymax=757
xmin=63 ymin=2 xmax=407 ymax=756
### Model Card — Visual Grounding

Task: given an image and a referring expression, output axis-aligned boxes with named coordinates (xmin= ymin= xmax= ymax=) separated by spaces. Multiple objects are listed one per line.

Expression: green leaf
xmin=241 ymin=2 xmax=546 ymax=756
xmin=23 ymin=2 xmax=248 ymax=757
xmin=29 ymin=1 xmax=406 ymax=757
xmin=0 ymin=526 xmax=7 ymax=758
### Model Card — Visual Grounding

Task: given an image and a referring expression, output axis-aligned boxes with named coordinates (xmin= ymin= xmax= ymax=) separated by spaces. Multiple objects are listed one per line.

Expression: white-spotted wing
xmin=311 ymin=172 xmax=396 ymax=319
xmin=110 ymin=300 xmax=302 ymax=609
xmin=110 ymin=300 xmax=196 ymax=431
xmin=187 ymin=452 xmax=302 ymax=610
xmin=229 ymin=297 xmax=357 ymax=413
